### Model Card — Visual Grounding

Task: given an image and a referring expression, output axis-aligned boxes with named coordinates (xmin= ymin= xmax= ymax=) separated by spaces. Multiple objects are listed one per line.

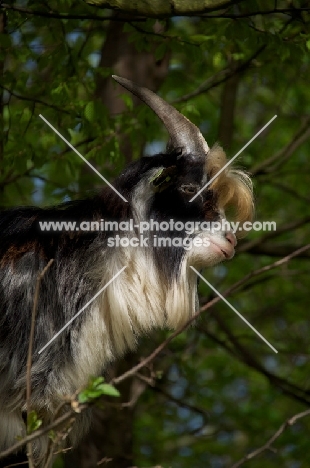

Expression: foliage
xmin=78 ymin=377 xmax=120 ymax=403
xmin=1 ymin=1 xmax=310 ymax=467
xmin=27 ymin=410 xmax=43 ymax=434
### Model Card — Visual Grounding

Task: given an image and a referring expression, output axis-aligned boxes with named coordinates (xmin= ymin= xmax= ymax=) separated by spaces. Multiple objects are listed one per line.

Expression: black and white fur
xmin=0 ymin=76 xmax=253 ymax=465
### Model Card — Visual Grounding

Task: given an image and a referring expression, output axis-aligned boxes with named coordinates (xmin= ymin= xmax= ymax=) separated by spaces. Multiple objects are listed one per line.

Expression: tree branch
xmin=83 ymin=1 xmax=310 ymax=18
xmin=238 ymin=217 xmax=310 ymax=253
xmin=265 ymin=181 xmax=310 ymax=204
xmin=252 ymin=116 xmax=310 ymax=176
xmin=216 ymin=243 xmax=310 ymax=297
xmin=112 ymin=244 xmax=310 ymax=386
xmin=0 ymin=410 xmax=76 ymax=461
xmin=203 ymin=7 xmax=310 ymax=18
xmin=136 ymin=373 xmax=209 ymax=419
xmin=244 ymin=243 xmax=310 ymax=258
xmin=0 ymin=3 xmax=138 ymax=21
xmin=200 ymin=315 xmax=310 ymax=406
xmin=229 ymin=409 xmax=310 ymax=468
xmin=1 ymin=245 xmax=309 ymax=461
xmin=4 ymin=2 xmax=308 ymax=21
xmin=0 ymin=84 xmax=72 ymax=114
xmin=84 ymin=0 xmax=244 ymax=17
xmin=172 ymin=45 xmax=266 ymax=104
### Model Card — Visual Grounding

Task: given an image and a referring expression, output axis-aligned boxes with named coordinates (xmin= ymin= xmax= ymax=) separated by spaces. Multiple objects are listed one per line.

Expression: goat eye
xmin=179 ymin=184 xmax=199 ymax=195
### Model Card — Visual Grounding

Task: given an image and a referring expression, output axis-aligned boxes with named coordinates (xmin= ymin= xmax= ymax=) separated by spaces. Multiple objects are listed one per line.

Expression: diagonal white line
xmin=190 ymin=267 xmax=278 ymax=353
xmin=190 ymin=115 xmax=277 ymax=202
xmin=39 ymin=114 xmax=128 ymax=203
xmin=38 ymin=266 xmax=127 ymax=354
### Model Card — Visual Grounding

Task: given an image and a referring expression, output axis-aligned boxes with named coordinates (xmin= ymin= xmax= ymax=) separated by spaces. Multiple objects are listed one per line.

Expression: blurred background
xmin=1 ymin=1 xmax=310 ymax=467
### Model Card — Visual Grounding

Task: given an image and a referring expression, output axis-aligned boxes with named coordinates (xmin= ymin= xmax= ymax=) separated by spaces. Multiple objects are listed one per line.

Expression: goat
xmin=0 ymin=76 xmax=254 ymax=464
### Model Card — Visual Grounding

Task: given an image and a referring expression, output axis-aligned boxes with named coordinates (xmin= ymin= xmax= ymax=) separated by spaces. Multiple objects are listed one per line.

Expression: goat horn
xmin=112 ymin=75 xmax=209 ymax=158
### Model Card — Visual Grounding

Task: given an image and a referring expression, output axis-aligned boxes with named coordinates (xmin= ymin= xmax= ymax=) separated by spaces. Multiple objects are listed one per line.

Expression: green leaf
xmin=84 ymin=101 xmax=95 ymax=122
xmin=78 ymin=377 xmax=120 ymax=404
xmin=27 ymin=410 xmax=42 ymax=434
xmin=189 ymin=34 xmax=214 ymax=44
xmin=99 ymin=384 xmax=121 ymax=397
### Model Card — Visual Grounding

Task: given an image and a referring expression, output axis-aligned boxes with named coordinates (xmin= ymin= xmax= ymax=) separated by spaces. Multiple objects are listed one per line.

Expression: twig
xmin=113 ymin=244 xmax=310 ymax=386
xmin=216 ymin=243 xmax=310 ymax=299
xmin=229 ymin=408 xmax=310 ymax=468
xmin=26 ymin=259 xmax=54 ymax=467
xmin=202 ymin=7 xmax=310 ymax=19
xmin=252 ymin=116 xmax=310 ymax=176
xmin=128 ymin=22 xmax=201 ymax=47
xmin=269 ymin=181 xmax=310 ymax=204
xmin=0 ymin=4 xmax=142 ymax=21
xmin=42 ymin=419 xmax=73 ymax=468
xmin=2 ymin=245 xmax=309 ymax=460
xmin=0 ymin=84 xmax=71 ymax=114
xmin=0 ymin=164 xmax=35 ymax=189
xmin=238 ymin=218 xmax=310 ymax=253
xmin=172 ymin=14 xmax=292 ymax=105
xmin=242 ymin=243 xmax=310 ymax=259
xmin=201 ymin=308 xmax=310 ymax=406
xmin=136 ymin=373 xmax=209 ymax=419
xmin=172 ymin=46 xmax=266 ymax=104
xmin=0 ymin=410 xmax=77 ymax=461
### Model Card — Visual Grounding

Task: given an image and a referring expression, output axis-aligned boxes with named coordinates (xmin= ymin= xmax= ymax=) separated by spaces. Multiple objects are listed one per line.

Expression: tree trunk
xmin=218 ymin=59 xmax=240 ymax=150
xmin=94 ymin=14 xmax=170 ymax=163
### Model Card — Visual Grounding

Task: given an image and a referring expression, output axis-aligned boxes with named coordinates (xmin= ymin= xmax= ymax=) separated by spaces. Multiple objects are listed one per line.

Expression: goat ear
xmin=112 ymin=75 xmax=209 ymax=161
xmin=150 ymin=166 xmax=177 ymax=192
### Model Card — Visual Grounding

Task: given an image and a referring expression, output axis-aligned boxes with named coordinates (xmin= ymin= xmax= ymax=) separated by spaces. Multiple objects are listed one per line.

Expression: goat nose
xmin=225 ymin=231 xmax=237 ymax=247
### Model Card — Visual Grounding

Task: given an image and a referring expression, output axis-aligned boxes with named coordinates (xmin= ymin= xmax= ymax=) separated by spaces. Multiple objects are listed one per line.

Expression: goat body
xmin=0 ymin=77 xmax=253 ymax=463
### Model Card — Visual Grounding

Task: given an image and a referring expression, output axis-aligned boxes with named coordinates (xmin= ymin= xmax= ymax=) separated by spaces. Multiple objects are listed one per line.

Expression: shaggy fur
xmin=0 ymin=119 xmax=253 ymax=464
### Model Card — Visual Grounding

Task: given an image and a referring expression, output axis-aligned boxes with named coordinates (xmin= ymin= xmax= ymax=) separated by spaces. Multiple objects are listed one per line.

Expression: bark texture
xmin=218 ymin=60 xmax=240 ymax=150
xmin=84 ymin=0 xmax=242 ymax=17
xmin=95 ymin=16 xmax=170 ymax=163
